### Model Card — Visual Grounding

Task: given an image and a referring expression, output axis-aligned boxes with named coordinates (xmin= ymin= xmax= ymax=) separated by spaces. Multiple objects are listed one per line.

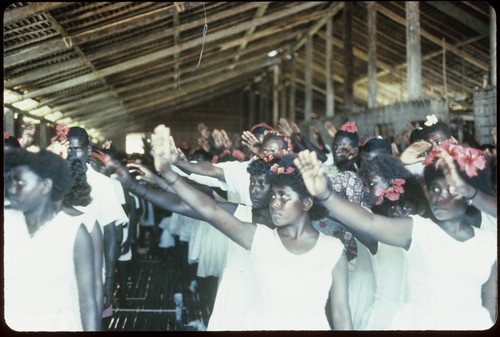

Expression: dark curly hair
xmin=5 ymin=148 xmax=74 ymax=201
xmin=247 ymin=157 xmax=274 ymax=176
xmin=63 ymin=156 xmax=92 ymax=207
xmin=358 ymin=154 xmax=414 ymax=185
xmin=360 ymin=137 xmax=392 ymax=156
xmin=423 ymin=156 xmax=494 ymax=196
xmin=421 ymin=120 xmax=451 ymax=140
xmin=67 ymin=126 xmax=90 ymax=146
xmin=371 ymin=175 xmax=430 ymax=218
xmin=267 ymin=154 xmax=328 ymax=220
xmin=359 ymin=154 xmax=429 ymax=214
xmin=4 ymin=136 xmax=21 ymax=150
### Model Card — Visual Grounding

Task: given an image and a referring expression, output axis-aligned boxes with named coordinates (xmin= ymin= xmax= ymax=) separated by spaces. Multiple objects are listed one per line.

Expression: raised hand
xmin=399 ymin=140 xmax=432 ymax=165
xmin=152 ymin=124 xmax=173 ymax=174
xmin=278 ymin=117 xmax=294 ymax=137
xmin=290 ymin=122 xmax=302 ymax=135
xmin=221 ymin=129 xmax=232 ymax=149
xmin=104 ymin=156 xmax=134 ymax=188
xmin=436 ymin=150 xmax=469 ymax=198
xmin=241 ymin=130 xmax=261 ymax=155
xmin=323 ymin=120 xmax=337 ymax=139
xmin=168 ymin=134 xmax=180 ymax=164
xmin=294 ymin=150 xmax=329 ymax=198
xmin=212 ymin=129 xmax=223 ymax=149
xmin=46 ymin=139 xmax=69 ymax=159
xmin=197 ymin=137 xmax=211 ymax=153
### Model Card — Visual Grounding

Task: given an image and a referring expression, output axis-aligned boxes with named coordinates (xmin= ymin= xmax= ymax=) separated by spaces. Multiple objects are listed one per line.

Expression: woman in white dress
xmin=149 ymin=125 xmax=352 ymax=330
xmin=4 ymin=149 xmax=100 ymax=331
xmin=357 ymin=155 xmax=431 ymax=330
xmin=106 ymin=153 xmax=288 ymax=329
xmin=295 ymin=146 xmax=497 ymax=330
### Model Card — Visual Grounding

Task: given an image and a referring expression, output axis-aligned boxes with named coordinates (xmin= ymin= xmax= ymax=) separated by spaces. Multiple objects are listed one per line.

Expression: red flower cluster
xmin=270 ymin=163 xmax=295 ymax=175
xmin=423 ymin=139 xmax=486 ymax=178
xmin=339 ymin=121 xmax=358 ymax=133
xmin=375 ymin=178 xmax=405 ymax=205
xmin=51 ymin=123 xmax=69 ymax=142
xmin=259 ymin=153 xmax=275 ymax=163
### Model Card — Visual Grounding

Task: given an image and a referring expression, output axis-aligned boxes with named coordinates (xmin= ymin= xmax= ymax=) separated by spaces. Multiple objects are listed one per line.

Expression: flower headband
xmin=250 ymin=122 xmax=274 ymax=133
xmin=339 ymin=121 xmax=358 ymax=133
xmin=51 ymin=123 xmax=69 ymax=142
xmin=270 ymin=163 xmax=295 ymax=175
xmin=375 ymin=178 xmax=405 ymax=205
xmin=423 ymin=139 xmax=486 ymax=178
xmin=424 ymin=114 xmax=439 ymax=127
xmin=259 ymin=153 xmax=275 ymax=163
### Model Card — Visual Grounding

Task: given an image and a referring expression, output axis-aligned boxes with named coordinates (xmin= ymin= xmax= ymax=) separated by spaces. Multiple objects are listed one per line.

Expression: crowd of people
xmin=3 ymin=113 xmax=497 ymax=331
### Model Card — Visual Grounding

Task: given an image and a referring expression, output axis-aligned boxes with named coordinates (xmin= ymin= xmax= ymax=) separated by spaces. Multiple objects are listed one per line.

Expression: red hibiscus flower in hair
xmin=374 ymin=178 xmax=405 ymax=205
xmin=51 ymin=123 xmax=69 ymax=142
xmin=455 ymin=146 xmax=486 ymax=178
xmin=339 ymin=121 xmax=358 ymax=133
xmin=423 ymin=140 xmax=487 ymax=178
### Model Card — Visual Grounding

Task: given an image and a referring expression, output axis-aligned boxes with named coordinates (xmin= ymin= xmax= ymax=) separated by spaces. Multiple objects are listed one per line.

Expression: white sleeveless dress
xmin=390 ymin=215 xmax=496 ymax=330
xmin=4 ymin=209 xmax=84 ymax=331
xmin=207 ymin=204 xmax=260 ymax=330
xmin=360 ymin=242 xmax=407 ymax=330
xmin=243 ymin=225 xmax=344 ymax=330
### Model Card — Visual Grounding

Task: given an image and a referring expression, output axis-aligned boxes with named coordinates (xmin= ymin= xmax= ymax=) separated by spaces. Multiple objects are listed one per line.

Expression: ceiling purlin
xmin=2 ymin=2 xmax=492 ymax=140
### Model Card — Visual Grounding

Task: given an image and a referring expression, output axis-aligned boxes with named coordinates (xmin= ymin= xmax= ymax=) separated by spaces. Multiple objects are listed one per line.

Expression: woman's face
xmin=6 ymin=165 xmax=46 ymax=212
xmin=364 ymin=173 xmax=388 ymax=207
xmin=425 ymin=130 xmax=449 ymax=150
xmin=67 ymin=137 xmax=90 ymax=164
xmin=249 ymin=173 xmax=272 ymax=209
xmin=427 ymin=177 xmax=467 ymax=221
xmin=260 ymin=139 xmax=286 ymax=156
xmin=332 ymin=136 xmax=357 ymax=164
xmin=269 ymin=185 xmax=305 ymax=227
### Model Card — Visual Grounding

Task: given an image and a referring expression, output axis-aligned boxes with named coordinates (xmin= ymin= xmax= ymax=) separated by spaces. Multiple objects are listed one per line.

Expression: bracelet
xmin=316 ymin=187 xmax=333 ymax=202
xmin=463 ymin=187 xmax=478 ymax=205
xmin=166 ymin=174 xmax=180 ymax=186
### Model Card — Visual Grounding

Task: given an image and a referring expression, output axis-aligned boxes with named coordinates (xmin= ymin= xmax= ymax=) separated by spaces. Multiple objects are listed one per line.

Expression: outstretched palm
xmin=294 ymin=150 xmax=329 ymax=197
xmin=152 ymin=124 xmax=173 ymax=174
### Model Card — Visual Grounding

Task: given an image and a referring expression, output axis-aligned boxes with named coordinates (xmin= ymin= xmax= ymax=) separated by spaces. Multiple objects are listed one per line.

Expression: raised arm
xmin=106 ymin=158 xmax=237 ymax=220
xmin=295 ymin=150 xmax=413 ymax=249
xmin=438 ymin=151 xmax=497 ymax=217
xmin=151 ymin=125 xmax=256 ymax=250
